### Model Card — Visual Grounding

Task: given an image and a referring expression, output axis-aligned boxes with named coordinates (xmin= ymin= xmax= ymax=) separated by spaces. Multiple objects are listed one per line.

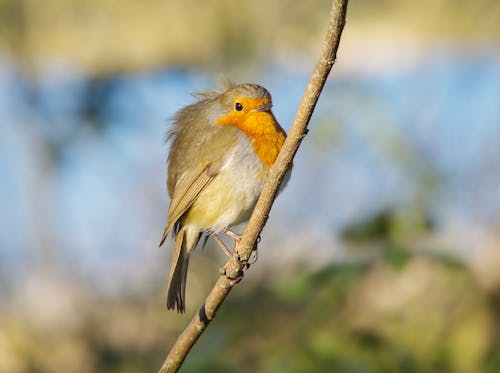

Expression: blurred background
xmin=1 ymin=0 xmax=500 ymax=372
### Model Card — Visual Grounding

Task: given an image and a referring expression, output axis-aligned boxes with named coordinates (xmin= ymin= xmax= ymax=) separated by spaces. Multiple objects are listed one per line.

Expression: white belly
xmin=186 ymin=135 xmax=266 ymax=233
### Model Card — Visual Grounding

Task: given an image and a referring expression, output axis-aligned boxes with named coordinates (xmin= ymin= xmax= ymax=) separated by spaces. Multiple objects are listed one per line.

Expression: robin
xmin=159 ymin=82 xmax=287 ymax=312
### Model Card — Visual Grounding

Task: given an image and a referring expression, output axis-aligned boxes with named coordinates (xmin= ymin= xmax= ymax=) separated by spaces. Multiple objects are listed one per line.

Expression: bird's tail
xmin=166 ymin=226 xmax=192 ymax=313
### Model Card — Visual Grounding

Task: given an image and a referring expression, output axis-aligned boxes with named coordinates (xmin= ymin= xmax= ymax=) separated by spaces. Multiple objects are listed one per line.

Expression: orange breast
xmin=217 ymin=110 xmax=286 ymax=169
xmin=244 ymin=112 xmax=286 ymax=168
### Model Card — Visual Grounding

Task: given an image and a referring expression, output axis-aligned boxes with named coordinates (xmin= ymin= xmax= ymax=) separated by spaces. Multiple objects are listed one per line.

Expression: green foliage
xmin=341 ymin=209 xmax=432 ymax=245
xmin=1 ymin=251 xmax=499 ymax=372
xmin=342 ymin=210 xmax=393 ymax=243
xmin=178 ymin=254 xmax=496 ymax=373
xmin=383 ymin=246 xmax=412 ymax=270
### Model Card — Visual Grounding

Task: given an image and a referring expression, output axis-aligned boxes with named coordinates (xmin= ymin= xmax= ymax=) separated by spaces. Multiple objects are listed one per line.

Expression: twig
xmin=159 ymin=1 xmax=348 ymax=371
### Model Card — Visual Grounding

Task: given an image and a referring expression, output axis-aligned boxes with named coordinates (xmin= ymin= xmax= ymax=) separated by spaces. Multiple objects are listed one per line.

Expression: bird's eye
xmin=234 ymin=102 xmax=243 ymax=111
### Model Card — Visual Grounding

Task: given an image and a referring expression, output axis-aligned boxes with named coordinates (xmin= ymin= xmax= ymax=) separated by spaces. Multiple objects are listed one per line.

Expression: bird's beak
xmin=254 ymin=101 xmax=273 ymax=112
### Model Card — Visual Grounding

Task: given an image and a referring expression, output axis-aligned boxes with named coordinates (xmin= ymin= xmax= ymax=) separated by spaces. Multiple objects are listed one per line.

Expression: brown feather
xmin=159 ymin=163 xmax=215 ymax=247
xmin=166 ymin=227 xmax=189 ymax=313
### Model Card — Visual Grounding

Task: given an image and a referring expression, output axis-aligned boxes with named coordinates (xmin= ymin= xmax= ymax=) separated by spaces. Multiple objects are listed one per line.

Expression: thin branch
xmin=159 ymin=1 xmax=348 ymax=371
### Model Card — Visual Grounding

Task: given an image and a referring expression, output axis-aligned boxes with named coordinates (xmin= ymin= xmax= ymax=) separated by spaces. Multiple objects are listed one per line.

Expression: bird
xmin=159 ymin=82 xmax=287 ymax=313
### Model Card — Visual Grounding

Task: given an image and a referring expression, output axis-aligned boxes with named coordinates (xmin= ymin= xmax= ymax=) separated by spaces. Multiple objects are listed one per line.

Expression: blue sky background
xmin=1 ymin=47 xmax=499 ymax=297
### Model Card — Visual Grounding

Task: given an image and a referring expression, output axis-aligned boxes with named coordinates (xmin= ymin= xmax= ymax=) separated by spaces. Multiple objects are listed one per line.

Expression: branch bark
xmin=159 ymin=1 xmax=348 ymax=371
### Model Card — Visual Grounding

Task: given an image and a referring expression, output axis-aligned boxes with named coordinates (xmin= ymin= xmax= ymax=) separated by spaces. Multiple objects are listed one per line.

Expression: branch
xmin=159 ymin=1 xmax=348 ymax=371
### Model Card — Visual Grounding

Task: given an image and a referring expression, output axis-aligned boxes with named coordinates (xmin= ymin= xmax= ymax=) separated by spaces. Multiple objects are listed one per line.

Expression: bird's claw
xmin=248 ymin=247 xmax=258 ymax=264
xmin=235 ymin=253 xmax=249 ymax=267
xmin=218 ymin=233 xmax=261 ymax=286
xmin=219 ymin=267 xmax=244 ymax=287
xmin=235 ymin=235 xmax=260 ymax=266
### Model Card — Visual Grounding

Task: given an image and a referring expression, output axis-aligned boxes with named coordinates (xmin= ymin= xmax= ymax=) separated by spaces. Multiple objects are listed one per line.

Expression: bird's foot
xmin=212 ymin=234 xmax=232 ymax=258
xmin=224 ymin=229 xmax=242 ymax=242
xmin=217 ymin=234 xmax=261 ymax=287
xmin=219 ymin=267 xmax=244 ymax=287
xmin=214 ymin=232 xmax=260 ymax=267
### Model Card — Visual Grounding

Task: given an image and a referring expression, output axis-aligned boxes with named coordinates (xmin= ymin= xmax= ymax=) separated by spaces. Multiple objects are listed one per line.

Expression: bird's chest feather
xmin=185 ymin=137 xmax=267 ymax=232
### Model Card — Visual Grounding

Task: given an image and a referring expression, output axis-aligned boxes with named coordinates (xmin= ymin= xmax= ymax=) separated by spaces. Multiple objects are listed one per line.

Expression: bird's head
xmin=213 ymin=84 xmax=277 ymax=137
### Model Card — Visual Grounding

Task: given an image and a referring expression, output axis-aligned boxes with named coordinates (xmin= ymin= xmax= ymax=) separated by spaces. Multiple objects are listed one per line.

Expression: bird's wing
xmin=159 ymin=157 xmax=225 ymax=246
